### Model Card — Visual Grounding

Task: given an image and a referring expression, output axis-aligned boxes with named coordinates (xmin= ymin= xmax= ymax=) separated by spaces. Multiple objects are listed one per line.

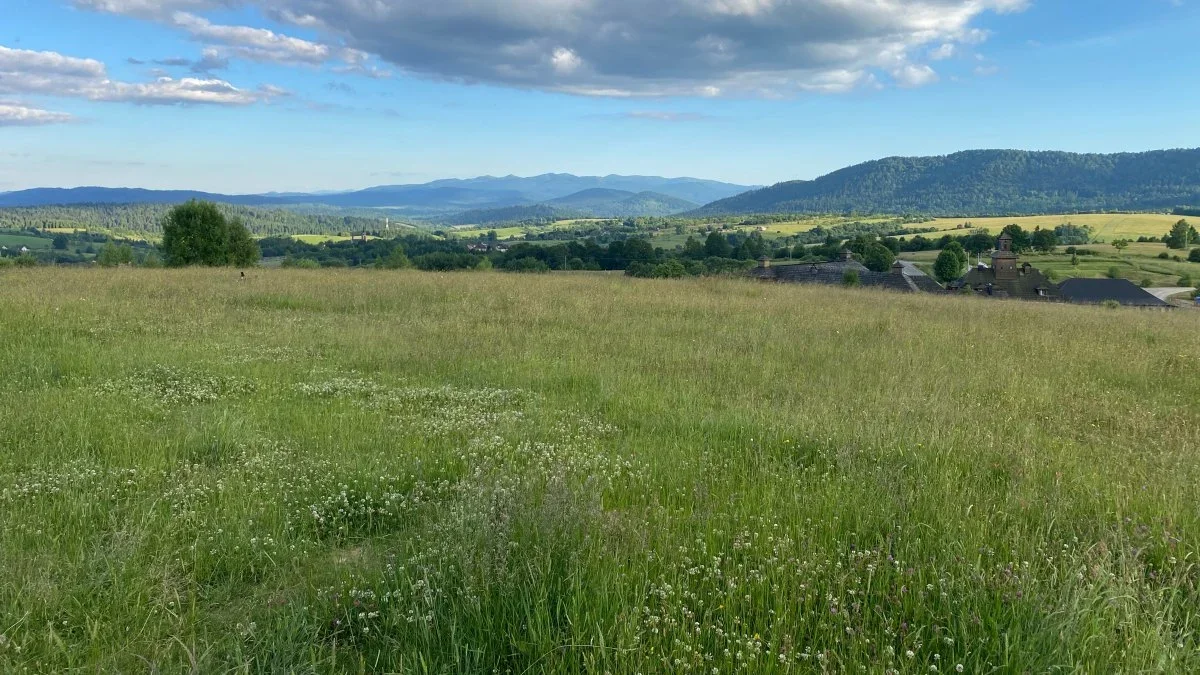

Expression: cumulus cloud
xmin=0 ymin=44 xmax=281 ymax=106
xmin=893 ymin=64 xmax=939 ymax=88
xmin=169 ymin=11 xmax=367 ymax=66
xmin=76 ymin=0 xmax=1030 ymax=96
xmin=929 ymin=43 xmax=956 ymax=60
xmin=0 ymin=102 xmax=75 ymax=126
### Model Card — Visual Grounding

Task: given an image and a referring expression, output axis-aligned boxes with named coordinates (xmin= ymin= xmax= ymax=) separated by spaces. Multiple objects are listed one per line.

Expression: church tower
xmin=992 ymin=232 xmax=1018 ymax=282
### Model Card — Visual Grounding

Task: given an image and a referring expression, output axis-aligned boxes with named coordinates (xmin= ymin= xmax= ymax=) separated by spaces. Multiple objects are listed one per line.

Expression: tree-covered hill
xmin=0 ymin=203 xmax=411 ymax=237
xmin=547 ymin=189 xmax=697 ymax=217
xmin=693 ymin=149 xmax=1200 ymax=216
xmin=442 ymin=204 xmax=581 ymax=227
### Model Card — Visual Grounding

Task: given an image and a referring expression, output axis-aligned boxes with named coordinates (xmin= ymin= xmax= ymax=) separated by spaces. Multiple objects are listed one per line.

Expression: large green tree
xmin=704 ymin=231 xmax=732 ymax=258
xmin=161 ymin=200 xmax=260 ymax=267
xmin=861 ymin=242 xmax=895 ymax=273
xmin=1165 ymin=219 xmax=1198 ymax=250
xmin=934 ymin=247 xmax=966 ymax=283
xmin=944 ymin=240 xmax=969 ymax=269
xmin=1031 ymin=228 xmax=1059 ymax=253
xmin=1000 ymin=225 xmax=1032 ymax=253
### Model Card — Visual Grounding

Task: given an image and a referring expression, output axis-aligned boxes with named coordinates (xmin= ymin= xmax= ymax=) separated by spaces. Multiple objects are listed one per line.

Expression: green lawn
xmin=1 ymin=269 xmax=1199 ymax=672
xmin=0 ymin=234 xmax=52 ymax=250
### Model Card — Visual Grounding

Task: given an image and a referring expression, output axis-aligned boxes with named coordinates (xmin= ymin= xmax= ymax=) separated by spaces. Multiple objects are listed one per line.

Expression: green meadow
xmin=901 ymin=241 xmax=1200 ymax=287
xmin=2 ymin=268 xmax=1199 ymax=672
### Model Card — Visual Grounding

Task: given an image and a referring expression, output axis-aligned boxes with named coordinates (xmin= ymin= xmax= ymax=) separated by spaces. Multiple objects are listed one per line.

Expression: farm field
xmin=0 ymin=233 xmax=52 ymax=250
xmin=924 ymin=213 xmax=1186 ymax=241
xmin=2 ymin=269 xmax=1199 ymax=672
xmin=900 ymin=242 xmax=1200 ymax=286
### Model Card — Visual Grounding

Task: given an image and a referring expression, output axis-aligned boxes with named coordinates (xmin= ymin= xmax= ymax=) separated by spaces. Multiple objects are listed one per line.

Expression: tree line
xmin=0 ymin=203 xmax=396 ymax=237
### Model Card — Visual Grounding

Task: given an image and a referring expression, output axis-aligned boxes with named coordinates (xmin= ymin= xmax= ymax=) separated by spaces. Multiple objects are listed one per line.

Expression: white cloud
xmin=893 ymin=64 xmax=939 ymax=88
xmin=551 ymin=47 xmax=582 ymax=75
xmin=0 ymin=46 xmax=106 ymax=78
xmin=0 ymin=102 xmax=74 ymax=126
xmin=0 ymin=44 xmax=282 ymax=106
xmin=929 ymin=43 xmax=956 ymax=60
xmin=74 ymin=0 xmax=1031 ymax=97
xmin=169 ymin=11 xmax=366 ymax=66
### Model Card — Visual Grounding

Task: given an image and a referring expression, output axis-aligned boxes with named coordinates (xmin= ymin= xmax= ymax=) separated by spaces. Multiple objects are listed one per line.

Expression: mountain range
xmin=5 ymin=149 xmax=1200 ymax=220
xmin=694 ymin=149 xmax=1200 ymax=216
xmin=0 ymin=174 xmax=752 ymax=218
xmin=442 ymin=189 xmax=700 ymax=225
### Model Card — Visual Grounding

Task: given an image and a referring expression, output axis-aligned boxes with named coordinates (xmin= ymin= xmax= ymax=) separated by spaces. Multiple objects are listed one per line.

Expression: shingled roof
xmin=950 ymin=264 xmax=1057 ymax=300
xmin=750 ymin=259 xmax=943 ymax=293
xmin=1057 ymin=278 xmax=1171 ymax=307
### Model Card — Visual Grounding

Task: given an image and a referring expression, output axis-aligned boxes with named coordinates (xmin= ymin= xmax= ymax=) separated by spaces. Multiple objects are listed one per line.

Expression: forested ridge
xmin=695 ymin=149 xmax=1200 ymax=216
xmin=0 ymin=203 xmax=402 ymax=237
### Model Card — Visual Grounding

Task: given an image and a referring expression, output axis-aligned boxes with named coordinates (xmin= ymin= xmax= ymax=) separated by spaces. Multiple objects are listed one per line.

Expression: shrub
xmin=1141 ymin=278 xmax=1153 ymax=288
xmin=653 ymin=260 xmax=687 ymax=278
xmin=842 ymin=269 xmax=860 ymax=287
xmin=282 ymin=257 xmax=321 ymax=269
xmin=1158 ymin=252 xmax=1170 ymax=260
xmin=1102 ymin=300 xmax=1120 ymax=310
xmin=1106 ymin=266 xmax=1122 ymax=279
xmin=1180 ymin=275 xmax=1194 ymax=287
xmin=14 ymin=254 xmax=38 ymax=268
xmin=502 ymin=257 xmax=550 ymax=273
xmin=0 ymin=257 xmax=13 ymax=269
xmin=381 ymin=246 xmax=411 ymax=270
xmin=1190 ymin=248 xmax=1200 ymax=263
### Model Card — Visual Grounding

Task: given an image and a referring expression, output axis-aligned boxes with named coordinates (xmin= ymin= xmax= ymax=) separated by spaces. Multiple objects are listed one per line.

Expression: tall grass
xmin=1 ymin=268 xmax=1198 ymax=672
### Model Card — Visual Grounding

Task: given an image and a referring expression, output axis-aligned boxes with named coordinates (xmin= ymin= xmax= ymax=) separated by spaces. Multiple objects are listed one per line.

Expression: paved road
xmin=1145 ymin=287 xmax=1196 ymax=301
xmin=896 ymin=260 xmax=928 ymax=277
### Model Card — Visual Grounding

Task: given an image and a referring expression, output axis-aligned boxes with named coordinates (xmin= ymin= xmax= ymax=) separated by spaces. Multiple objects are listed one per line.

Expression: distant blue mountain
xmin=0 ymin=174 xmax=754 ymax=215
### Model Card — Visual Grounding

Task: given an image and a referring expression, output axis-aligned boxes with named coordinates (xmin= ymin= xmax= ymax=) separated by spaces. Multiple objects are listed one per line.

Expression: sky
xmin=1 ymin=0 xmax=1198 ymax=194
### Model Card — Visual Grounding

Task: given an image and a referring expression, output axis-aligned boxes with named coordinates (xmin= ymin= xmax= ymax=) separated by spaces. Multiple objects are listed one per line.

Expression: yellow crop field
xmin=924 ymin=214 xmax=1186 ymax=241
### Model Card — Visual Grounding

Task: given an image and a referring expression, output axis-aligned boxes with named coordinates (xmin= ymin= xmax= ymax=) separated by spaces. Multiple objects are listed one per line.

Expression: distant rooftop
xmin=1057 ymin=278 xmax=1171 ymax=307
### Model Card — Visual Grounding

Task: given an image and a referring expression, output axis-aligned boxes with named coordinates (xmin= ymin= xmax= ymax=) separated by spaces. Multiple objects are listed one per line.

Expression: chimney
xmin=841 ymin=248 xmax=853 ymax=262
xmin=892 ymin=260 xmax=905 ymax=275
xmin=758 ymin=256 xmax=770 ymax=269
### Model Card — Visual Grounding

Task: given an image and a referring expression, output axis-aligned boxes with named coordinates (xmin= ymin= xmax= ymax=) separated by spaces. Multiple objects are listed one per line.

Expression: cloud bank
xmin=0 ymin=44 xmax=283 ymax=121
xmin=74 ymin=0 xmax=1028 ymax=97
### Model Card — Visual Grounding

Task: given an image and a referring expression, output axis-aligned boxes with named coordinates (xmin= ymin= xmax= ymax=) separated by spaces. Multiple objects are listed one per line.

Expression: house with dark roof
xmin=750 ymin=249 xmax=943 ymax=293
xmin=947 ymin=233 xmax=1057 ymax=300
xmin=1057 ymin=278 xmax=1171 ymax=307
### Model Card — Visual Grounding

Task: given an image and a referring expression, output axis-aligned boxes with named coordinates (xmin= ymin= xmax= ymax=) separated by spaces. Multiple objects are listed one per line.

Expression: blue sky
xmin=1 ymin=0 xmax=1197 ymax=193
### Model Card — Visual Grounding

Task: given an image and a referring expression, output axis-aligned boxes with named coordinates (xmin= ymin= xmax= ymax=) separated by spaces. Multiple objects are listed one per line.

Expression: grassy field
xmin=901 ymin=242 xmax=1200 ymax=286
xmin=925 ymin=214 xmax=1187 ymax=241
xmin=2 ymin=269 xmax=1199 ymax=672
xmin=0 ymin=234 xmax=52 ymax=250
